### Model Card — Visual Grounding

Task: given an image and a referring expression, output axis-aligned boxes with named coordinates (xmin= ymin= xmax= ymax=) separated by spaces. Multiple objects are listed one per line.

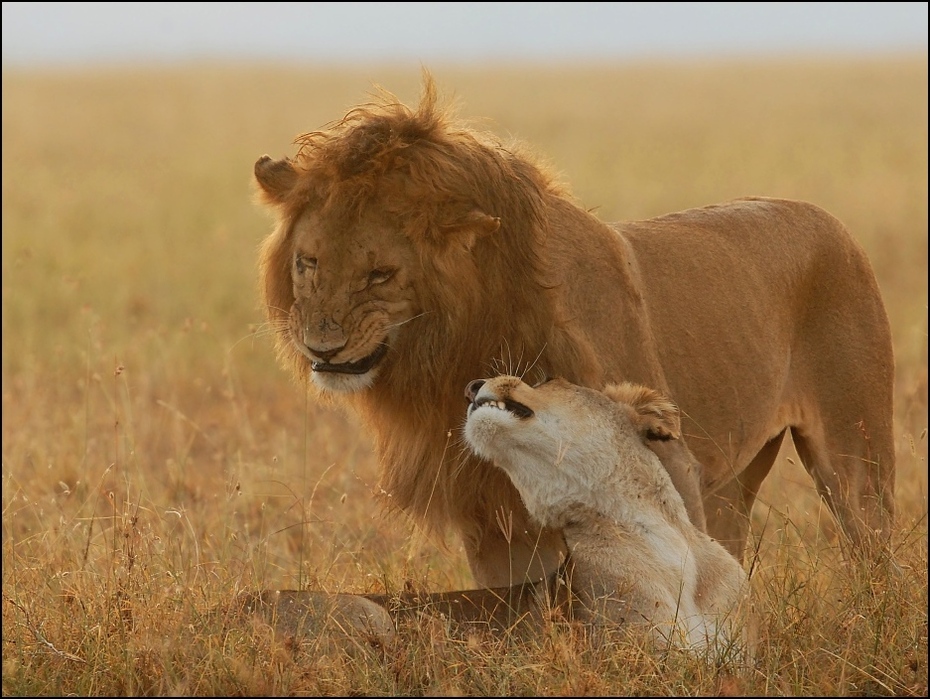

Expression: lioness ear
xmin=254 ymin=155 xmax=298 ymax=204
xmin=438 ymin=209 xmax=501 ymax=251
xmin=603 ymin=382 xmax=681 ymax=442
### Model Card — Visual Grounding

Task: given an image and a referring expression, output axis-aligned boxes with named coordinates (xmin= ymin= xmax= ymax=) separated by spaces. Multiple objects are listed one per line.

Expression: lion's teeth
xmin=496 ymin=400 xmax=506 ymax=410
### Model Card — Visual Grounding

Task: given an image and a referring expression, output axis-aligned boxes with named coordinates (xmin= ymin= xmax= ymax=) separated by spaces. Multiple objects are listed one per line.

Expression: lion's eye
xmin=295 ymin=255 xmax=317 ymax=275
xmin=367 ymin=268 xmax=395 ymax=285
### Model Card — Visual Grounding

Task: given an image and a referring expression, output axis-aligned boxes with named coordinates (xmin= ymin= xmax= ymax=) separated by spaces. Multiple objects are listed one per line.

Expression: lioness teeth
xmin=473 ymin=396 xmax=534 ymax=419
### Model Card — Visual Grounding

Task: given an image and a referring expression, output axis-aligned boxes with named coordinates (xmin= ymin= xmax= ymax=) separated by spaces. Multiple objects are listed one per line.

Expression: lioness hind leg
xmin=791 ymin=422 xmax=896 ymax=565
xmin=703 ymin=431 xmax=785 ymax=561
xmin=224 ymin=590 xmax=397 ymax=652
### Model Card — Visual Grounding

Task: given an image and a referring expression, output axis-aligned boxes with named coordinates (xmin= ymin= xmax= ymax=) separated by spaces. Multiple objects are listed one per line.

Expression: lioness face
xmin=288 ymin=206 xmax=421 ymax=392
xmin=463 ymin=375 xmax=680 ymax=529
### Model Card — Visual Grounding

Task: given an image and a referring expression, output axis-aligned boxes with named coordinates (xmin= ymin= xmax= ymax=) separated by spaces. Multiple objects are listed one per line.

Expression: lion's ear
xmin=603 ymin=382 xmax=681 ymax=442
xmin=438 ymin=209 xmax=501 ymax=251
xmin=254 ymin=155 xmax=298 ymax=205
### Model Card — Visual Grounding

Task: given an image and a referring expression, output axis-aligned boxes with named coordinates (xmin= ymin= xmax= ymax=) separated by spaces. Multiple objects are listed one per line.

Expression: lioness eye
xmin=368 ymin=268 xmax=394 ymax=285
xmin=295 ymin=255 xmax=317 ymax=274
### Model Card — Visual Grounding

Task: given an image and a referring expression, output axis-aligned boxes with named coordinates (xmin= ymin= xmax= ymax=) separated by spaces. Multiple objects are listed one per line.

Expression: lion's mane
xmin=258 ymin=77 xmax=594 ymax=547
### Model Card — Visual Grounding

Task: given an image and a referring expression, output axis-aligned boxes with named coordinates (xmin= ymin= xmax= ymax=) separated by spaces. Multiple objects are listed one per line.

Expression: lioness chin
xmin=464 ymin=375 xmax=749 ymax=652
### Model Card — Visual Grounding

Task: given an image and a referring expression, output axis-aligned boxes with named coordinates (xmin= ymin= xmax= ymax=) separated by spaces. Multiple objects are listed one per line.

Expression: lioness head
xmin=463 ymin=375 xmax=681 ymax=529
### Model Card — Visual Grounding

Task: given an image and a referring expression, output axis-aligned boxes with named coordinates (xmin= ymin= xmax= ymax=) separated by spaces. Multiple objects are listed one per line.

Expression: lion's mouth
xmin=311 ymin=344 xmax=388 ymax=375
xmin=470 ymin=396 xmax=535 ymax=420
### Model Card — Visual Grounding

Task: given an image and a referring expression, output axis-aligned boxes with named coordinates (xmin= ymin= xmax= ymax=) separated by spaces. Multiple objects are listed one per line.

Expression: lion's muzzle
xmin=311 ymin=343 xmax=388 ymax=375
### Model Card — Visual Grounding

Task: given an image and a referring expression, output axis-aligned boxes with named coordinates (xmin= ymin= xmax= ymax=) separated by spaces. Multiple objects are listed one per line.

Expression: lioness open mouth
xmin=311 ymin=344 xmax=388 ymax=375
xmin=471 ymin=396 xmax=535 ymax=419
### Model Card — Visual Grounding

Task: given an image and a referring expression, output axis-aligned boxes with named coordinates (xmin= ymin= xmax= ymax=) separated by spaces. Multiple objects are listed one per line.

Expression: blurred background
xmin=3 ymin=1 xmax=928 ymax=65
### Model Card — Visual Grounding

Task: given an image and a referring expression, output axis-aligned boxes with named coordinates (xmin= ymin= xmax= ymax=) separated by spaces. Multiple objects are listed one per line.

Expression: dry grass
xmin=2 ymin=56 xmax=927 ymax=696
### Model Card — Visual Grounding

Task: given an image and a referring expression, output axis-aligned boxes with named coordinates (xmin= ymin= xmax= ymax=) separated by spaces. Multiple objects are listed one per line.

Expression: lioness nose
xmin=465 ymin=379 xmax=485 ymax=403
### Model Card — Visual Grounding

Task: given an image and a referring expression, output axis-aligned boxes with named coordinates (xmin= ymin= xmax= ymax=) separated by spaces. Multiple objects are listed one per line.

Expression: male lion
xmin=463 ymin=375 xmax=749 ymax=652
xmin=252 ymin=74 xmax=895 ymax=591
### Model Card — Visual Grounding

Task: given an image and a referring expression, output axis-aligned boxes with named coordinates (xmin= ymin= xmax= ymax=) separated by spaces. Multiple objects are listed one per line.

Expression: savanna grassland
xmin=2 ymin=56 xmax=927 ymax=696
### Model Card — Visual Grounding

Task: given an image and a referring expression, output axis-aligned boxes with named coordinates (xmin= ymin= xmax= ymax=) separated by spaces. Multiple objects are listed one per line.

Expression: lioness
xmin=253 ymin=73 xmax=895 ymax=591
xmin=463 ymin=375 xmax=749 ymax=651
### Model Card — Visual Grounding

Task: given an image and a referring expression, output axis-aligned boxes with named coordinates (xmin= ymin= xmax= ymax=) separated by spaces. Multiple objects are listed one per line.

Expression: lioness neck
xmin=543 ymin=455 xmax=695 ymax=545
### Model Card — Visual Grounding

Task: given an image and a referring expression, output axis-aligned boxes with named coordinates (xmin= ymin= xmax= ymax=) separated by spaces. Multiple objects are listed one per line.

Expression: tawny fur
xmin=253 ymin=71 xmax=896 ymax=588
xmin=463 ymin=376 xmax=748 ymax=651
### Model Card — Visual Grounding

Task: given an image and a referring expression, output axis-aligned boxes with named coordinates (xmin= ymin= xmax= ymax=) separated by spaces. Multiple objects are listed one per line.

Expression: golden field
xmin=2 ymin=56 xmax=927 ymax=695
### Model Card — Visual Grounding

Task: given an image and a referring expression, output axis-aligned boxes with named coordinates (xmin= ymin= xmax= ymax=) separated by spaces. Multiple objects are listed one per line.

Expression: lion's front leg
xmin=464 ymin=515 xmax=569 ymax=588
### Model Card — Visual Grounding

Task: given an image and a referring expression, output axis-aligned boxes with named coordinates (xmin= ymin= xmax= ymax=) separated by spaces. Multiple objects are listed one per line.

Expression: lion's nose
xmin=465 ymin=379 xmax=486 ymax=403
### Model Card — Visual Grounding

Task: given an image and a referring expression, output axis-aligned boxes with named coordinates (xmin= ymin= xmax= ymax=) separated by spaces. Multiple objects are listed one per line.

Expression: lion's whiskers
xmin=387 ymin=311 xmax=433 ymax=330
xmin=226 ymin=319 xmax=289 ymax=353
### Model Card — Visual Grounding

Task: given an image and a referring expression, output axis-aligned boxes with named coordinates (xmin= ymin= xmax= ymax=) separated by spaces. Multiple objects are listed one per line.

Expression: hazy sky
xmin=2 ymin=1 xmax=927 ymax=66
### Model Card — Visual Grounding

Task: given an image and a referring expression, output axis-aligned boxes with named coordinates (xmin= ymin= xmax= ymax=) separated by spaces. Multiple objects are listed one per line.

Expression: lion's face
xmin=287 ymin=205 xmax=421 ymax=393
